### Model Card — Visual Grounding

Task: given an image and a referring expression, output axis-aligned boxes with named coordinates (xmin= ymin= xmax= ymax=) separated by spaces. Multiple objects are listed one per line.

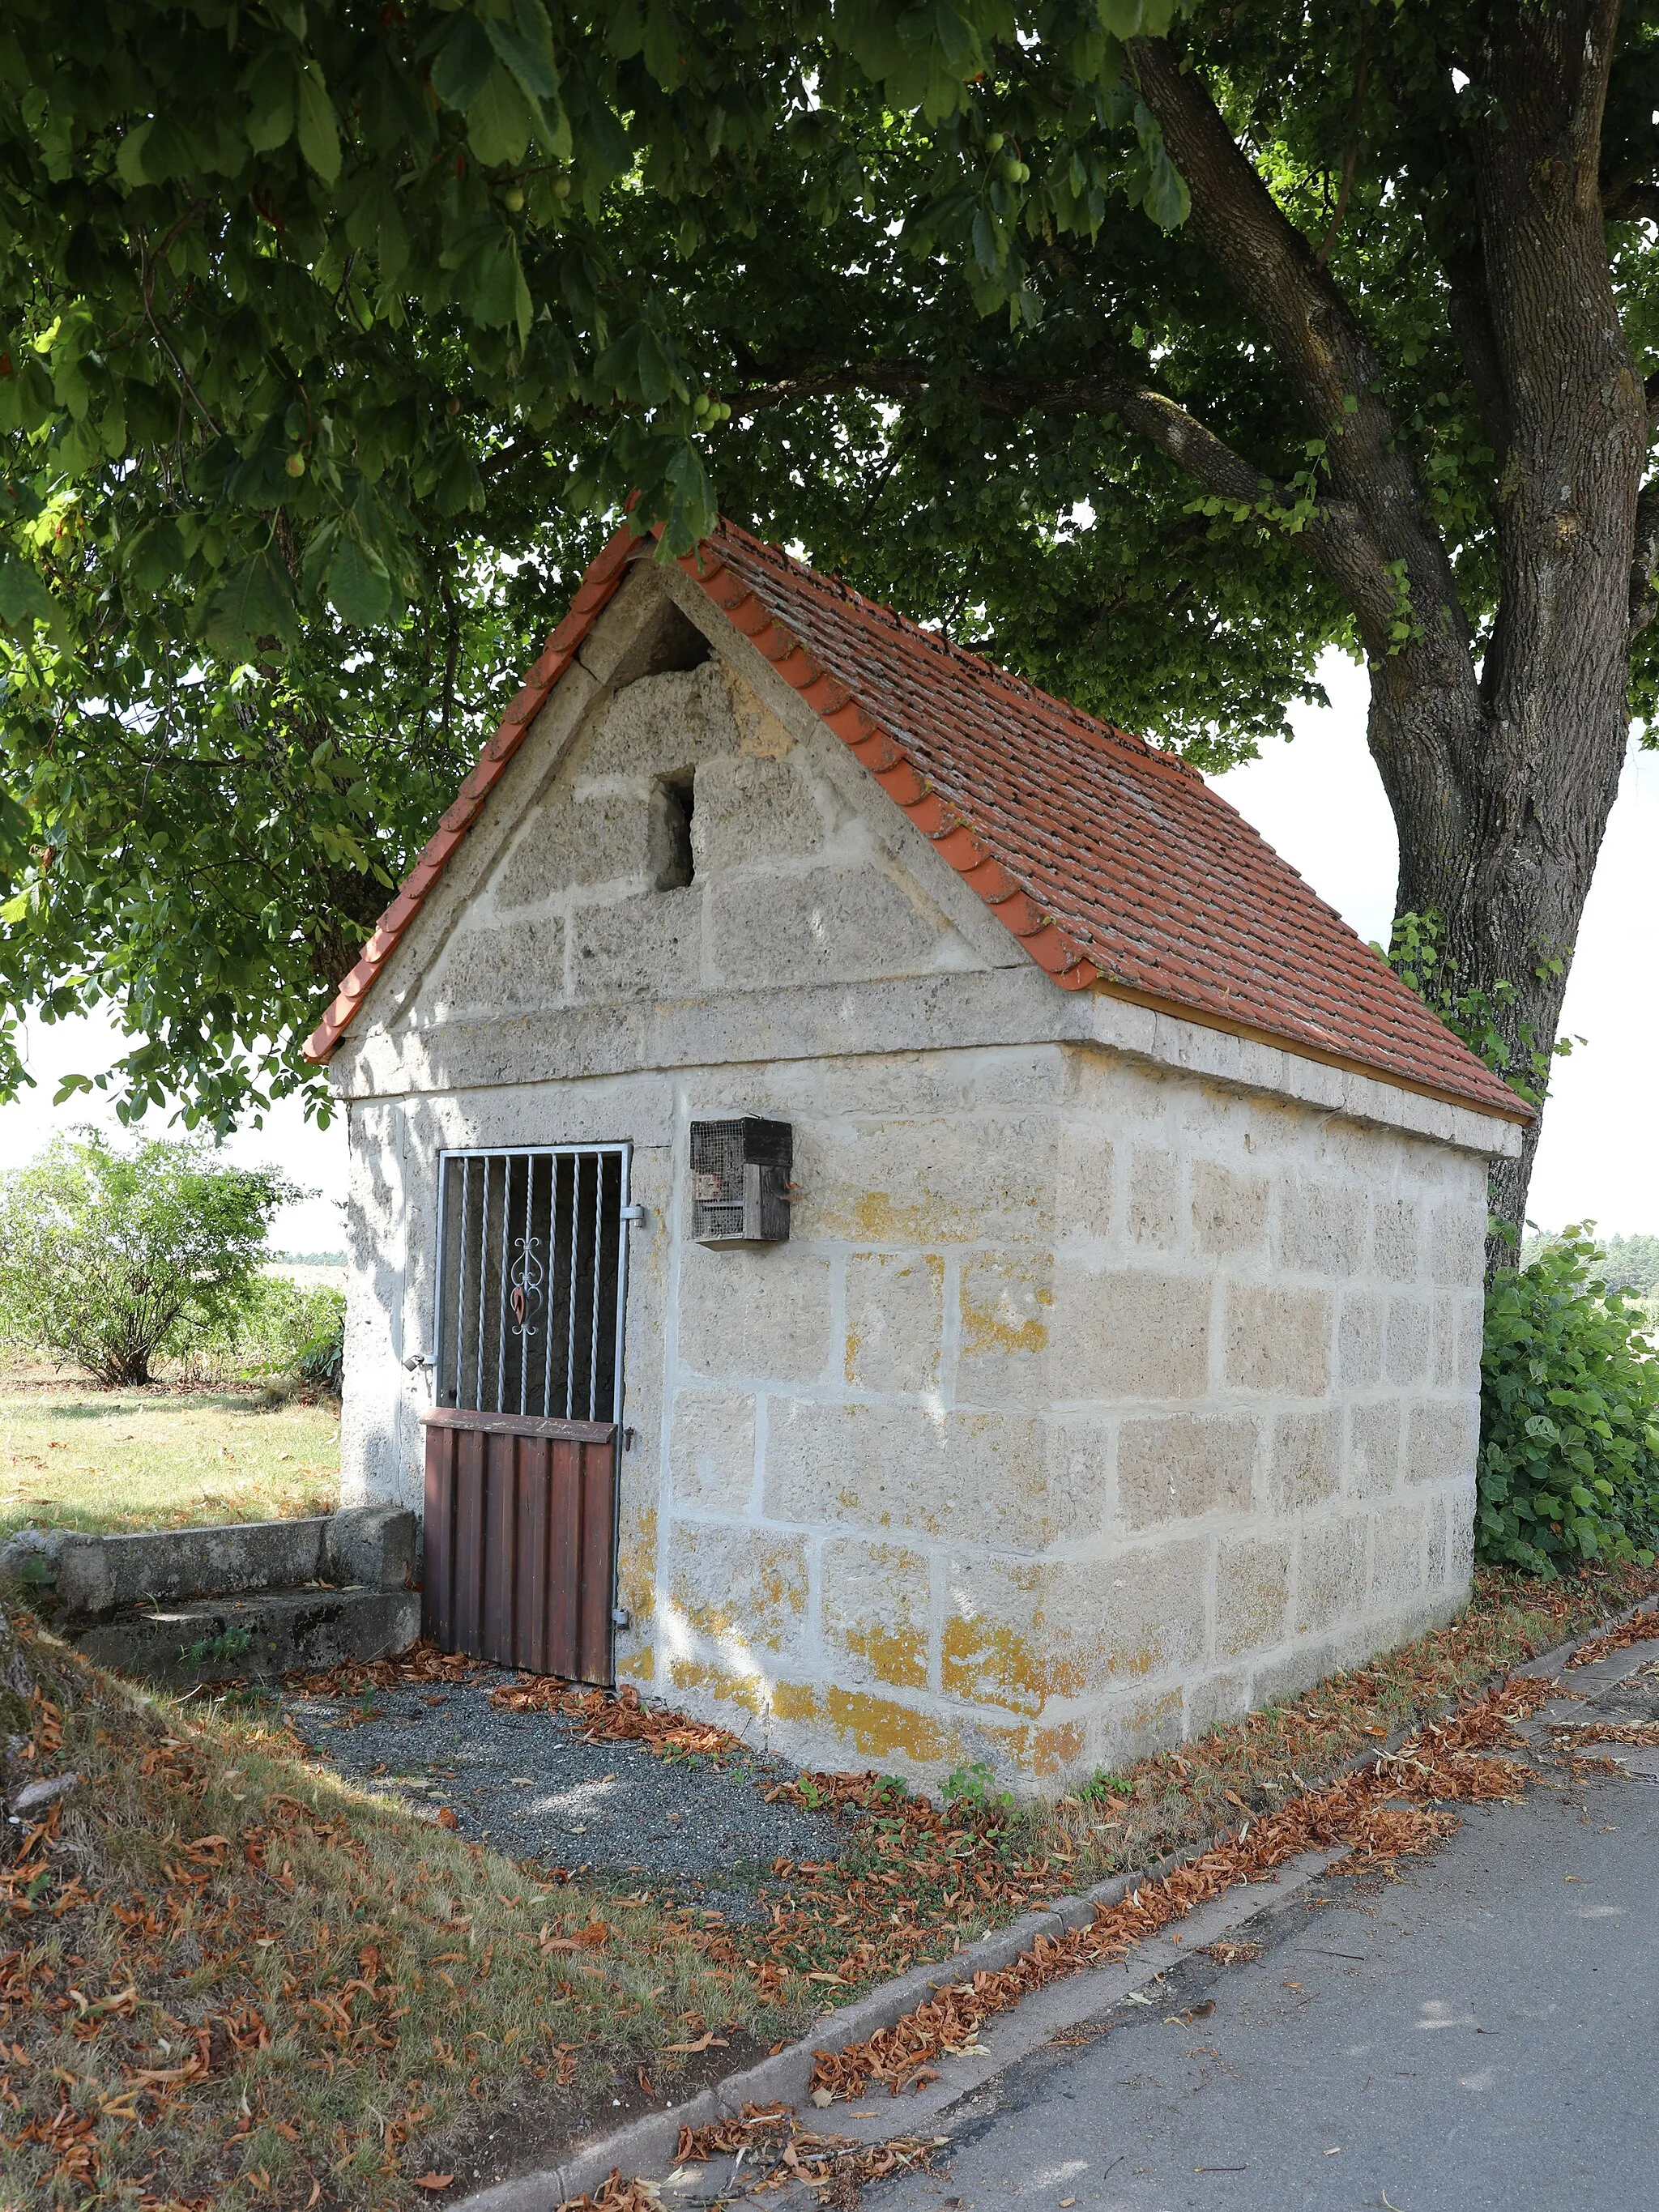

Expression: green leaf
xmin=431 ymin=12 xmax=496 ymax=111
xmin=243 ymin=49 xmax=296 ymax=153
xmin=471 ymin=234 xmax=523 ymax=330
xmin=466 ymin=65 xmax=532 ymax=169
xmin=326 ymin=531 xmax=393 ymax=627
xmin=201 ymin=548 xmax=296 ymax=659
xmin=115 ymin=120 xmax=153 ymax=188
xmin=0 ymin=553 xmax=53 ymax=631
xmin=295 ymin=58 xmax=341 ymax=183
xmin=484 ymin=13 xmax=559 ymax=102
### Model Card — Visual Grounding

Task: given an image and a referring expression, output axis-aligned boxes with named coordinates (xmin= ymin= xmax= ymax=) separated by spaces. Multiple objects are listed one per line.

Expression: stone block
xmin=793 ymin=1111 xmax=1056 ymax=1247
xmin=493 ymin=791 xmax=577 ymax=909
xmin=1225 ymin=1285 xmax=1333 ymax=1396
xmin=1269 ymin=1409 xmax=1341 ymax=1511
xmin=1405 ymin=1398 xmax=1478 ymax=1485
xmin=692 ymin=756 xmax=825 ymax=872
xmin=1346 ymin=1399 xmax=1402 ymax=1499
xmin=56 ymin=1517 xmax=328 ymax=1618
xmin=958 ymin=1249 xmax=1053 ymax=1404
xmin=667 ymin=1522 xmax=809 ymax=1659
xmin=1371 ymin=1502 xmax=1429 ymax=1608
xmin=669 ymin=1392 xmax=756 ymax=1511
xmin=1384 ymin=1295 xmax=1434 ymax=1386
xmin=1043 ymin=1421 xmax=1115 ymax=1545
xmin=1371 ymin=1196 xmax=1421 ymax=1281
xmin=1296 ymin=1515 xmax=1368 ymax=1634
xmin=570 ymin=784 xmax=659 ymax=887
xmin=821 ymin=1537 xmax=931 ymax=1690
xmin=724 ymin=666 xmax=798 ymax=761
xmin=434 ymin=915 xmax=565 ymax=1013
xmin=1457 ymin=1293 xmax=1485 ymax=1388
xmin=1214 ymin=1536 xmax=1291 ymax=1659
xmin=676 ymin=1245 xmax=833 ymax=1385
xmin=569 ymin=889 xmax=701 ymax=1001
xmin=1128 ymin=1147 xmax=1180 ymax=1251
xmin=768 ymin=1680 xmax=961 ymax=1770
xmin=1185 ymin=1670 xmax=1249 ymax=1737
xmin=1444 ymin=1492 xmax=1476 ymax=1588
xmin=70 ymin=1587 xmax=420 ymax=1687
xmin=1085 ymin=1685 xmax=1186 ymax=1773
xmin=1190 ymin=1159 xmax=1269 ymax=1259
xmin=1430 ymin=1198 xmax=1486 ymax=1285
xmin=324 ymin=1507 xmax=416 ymax=1589
xmin=1432 ymin=1295 xmax=1464 ymax=1386
xmin=1050 ymin=1265 xmax=1211 ymax=1400
xmin=579 ymin=660 xmax=740 ymax=779
xmin=764 ymin=1398 xmax=1052 ymax=1546
xmin=977 ymin=1715 xmax=1090 ymax=1784
xmin=709 ymin=865 xmax=947 ymax=988
xmin=615 ymin=1500 xmax=659 ymax=1630
xmin=941 ymin=1542 xmax=1209 ymax=1715
xmin=1337 ymin=1292 xmax=1384 ymax=1388
xmin=845 ymin=1251 xmax=944 ymax=1393
xmin=1056 ymin=1123 xmax=1115 ymax=1242
xmin=1117 ymin=1413 xmax=1258 ymax=1530
xmin=1278 ymin=1178 xmax=1367 ymax=1276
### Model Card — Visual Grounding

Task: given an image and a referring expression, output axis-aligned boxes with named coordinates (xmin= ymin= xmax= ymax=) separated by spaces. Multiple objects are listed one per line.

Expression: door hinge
xmin=611 ymin=1605 xmax=632 ymax=1630
xmin=621 ymin=1202 xmax=646 ymax=1225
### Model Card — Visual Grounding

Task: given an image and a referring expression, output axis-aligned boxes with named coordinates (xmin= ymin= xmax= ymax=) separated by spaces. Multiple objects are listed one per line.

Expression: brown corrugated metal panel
xmin=421 ymin=1409 xmax=617 ymax=1682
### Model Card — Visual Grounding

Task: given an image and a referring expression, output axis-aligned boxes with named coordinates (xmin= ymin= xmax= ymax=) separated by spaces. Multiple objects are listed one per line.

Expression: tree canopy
xmin=1 ymin=2 xmax=1654 ymax=1210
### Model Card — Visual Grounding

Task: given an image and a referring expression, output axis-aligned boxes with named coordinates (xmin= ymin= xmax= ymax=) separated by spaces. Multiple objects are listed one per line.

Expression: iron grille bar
xmin=541 ymin=1153 xmax=556 ymax=1418
xmin=474 ymin=1156 xmax=489 ymax=1415
xmin=565 ymin=1155 xmax=579 ymax=1421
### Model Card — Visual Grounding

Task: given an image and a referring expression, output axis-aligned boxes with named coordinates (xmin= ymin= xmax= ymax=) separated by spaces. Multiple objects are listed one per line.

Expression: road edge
xmin=452 ymin=1584 xmax=1659 ymax=2211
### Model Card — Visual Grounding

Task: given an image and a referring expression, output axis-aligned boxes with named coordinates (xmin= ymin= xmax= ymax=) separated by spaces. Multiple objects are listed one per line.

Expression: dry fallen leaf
xmin=413 ymin=2174 xmax=454 ymax=2192
xmin=810 ymin=2087 xmax=835 ymax=2108
xmin=436 ymin=1807 xmax=459 ymax=1831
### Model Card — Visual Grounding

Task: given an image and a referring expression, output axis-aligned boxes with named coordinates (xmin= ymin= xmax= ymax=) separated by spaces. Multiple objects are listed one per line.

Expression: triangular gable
xmin=304 ymin=517 xmax=1526 ymax=1127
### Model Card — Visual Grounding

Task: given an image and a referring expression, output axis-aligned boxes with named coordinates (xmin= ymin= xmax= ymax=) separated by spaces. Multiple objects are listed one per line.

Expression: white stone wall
xmin=330 ymin=565 xmax=1506 ymax=1796
xmin=341 ymin=1037 xmax=1486 ymax=1796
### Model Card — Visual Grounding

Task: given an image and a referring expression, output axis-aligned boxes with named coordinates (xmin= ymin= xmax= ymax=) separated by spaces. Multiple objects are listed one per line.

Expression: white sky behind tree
xmin=0 ymin=646 xmax=1653 ymax=1247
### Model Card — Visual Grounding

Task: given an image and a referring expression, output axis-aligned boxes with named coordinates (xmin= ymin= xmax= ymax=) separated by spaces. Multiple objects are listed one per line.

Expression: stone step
xmin=68 ymin=1585 xmax=420 ymax=1690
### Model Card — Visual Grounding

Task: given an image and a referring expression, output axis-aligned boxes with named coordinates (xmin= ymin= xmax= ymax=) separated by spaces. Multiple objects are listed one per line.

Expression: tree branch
xmin=1123 ymin=36 xmax=1474 ymax=666
xmin=741 ymin=356 xmax=1401 ymax=633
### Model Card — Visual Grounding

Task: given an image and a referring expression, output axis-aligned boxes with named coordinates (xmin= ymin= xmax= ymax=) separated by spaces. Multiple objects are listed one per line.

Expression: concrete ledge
xmin=45 ymin=1507 xmax=416 ymax=1618
xmin=70 ymin=1586 xmax=420 ymax=1687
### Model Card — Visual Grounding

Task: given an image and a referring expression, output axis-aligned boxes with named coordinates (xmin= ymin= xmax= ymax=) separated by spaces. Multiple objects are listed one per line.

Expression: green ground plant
xmin=1478 ymin=1230 xmax=1659 ymax=1576
xmin=190 ymin=1276 xmax=346 ymax=1396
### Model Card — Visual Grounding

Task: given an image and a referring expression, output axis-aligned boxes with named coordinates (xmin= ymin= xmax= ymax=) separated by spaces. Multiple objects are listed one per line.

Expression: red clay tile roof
xmin=303 ymin=516 xmax=1527 ymax=1127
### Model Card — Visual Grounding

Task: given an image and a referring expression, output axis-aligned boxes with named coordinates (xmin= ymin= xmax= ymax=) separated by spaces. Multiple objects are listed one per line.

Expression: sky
xmin=0 ymin=644 xmax=1653 ymax=1243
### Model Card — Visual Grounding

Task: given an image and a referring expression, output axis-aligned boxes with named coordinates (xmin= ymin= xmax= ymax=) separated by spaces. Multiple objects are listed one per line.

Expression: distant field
xmin=0 ymin=1357 xmax=340 ymax=1539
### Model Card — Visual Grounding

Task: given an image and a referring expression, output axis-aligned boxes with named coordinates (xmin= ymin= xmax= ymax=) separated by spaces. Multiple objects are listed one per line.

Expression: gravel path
xmin=281 ymin=1670 xmax=844 ymax=1914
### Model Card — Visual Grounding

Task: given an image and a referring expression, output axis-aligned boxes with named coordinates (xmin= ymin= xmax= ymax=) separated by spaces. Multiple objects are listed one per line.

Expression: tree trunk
xmin=1380 ymin=1 xmax=1644 ymax=1255
xmin=1135 ymin=5 xmax=1644 ymax=1262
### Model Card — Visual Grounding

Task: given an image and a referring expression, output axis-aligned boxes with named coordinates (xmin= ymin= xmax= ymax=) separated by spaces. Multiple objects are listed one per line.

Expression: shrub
xmin=190 ymin=1275 xmax=345 ymax=1395
xmin=1478 ymin=1230 xmax=1659 ymax=1576
xmin=0 ymin=1131 xmax=296 ymax=1387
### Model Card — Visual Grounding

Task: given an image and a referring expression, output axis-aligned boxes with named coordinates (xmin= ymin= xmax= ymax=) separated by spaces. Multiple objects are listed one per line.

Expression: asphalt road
xmin=868 ymin=1757 xmax=1658 ymax=2212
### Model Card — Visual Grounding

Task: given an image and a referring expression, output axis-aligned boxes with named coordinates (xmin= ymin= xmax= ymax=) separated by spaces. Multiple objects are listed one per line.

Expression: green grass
xmin=0 ymin=1357 xmax=339 ymax=1540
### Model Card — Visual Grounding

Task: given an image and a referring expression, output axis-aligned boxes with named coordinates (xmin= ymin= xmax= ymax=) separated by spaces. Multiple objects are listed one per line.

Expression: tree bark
xmin=1132 ymin=5 xmax=1645 ymax=1257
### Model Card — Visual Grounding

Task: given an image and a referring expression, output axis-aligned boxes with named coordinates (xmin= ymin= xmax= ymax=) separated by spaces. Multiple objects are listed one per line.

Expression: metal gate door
xmin=421 ymin=1144 xmax=629 ymax=1681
